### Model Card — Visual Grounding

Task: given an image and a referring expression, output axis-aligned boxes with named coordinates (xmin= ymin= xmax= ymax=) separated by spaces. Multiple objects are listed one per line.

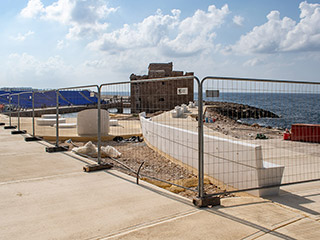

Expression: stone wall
xmin=131 ymin=62 xmax=194 ymax=113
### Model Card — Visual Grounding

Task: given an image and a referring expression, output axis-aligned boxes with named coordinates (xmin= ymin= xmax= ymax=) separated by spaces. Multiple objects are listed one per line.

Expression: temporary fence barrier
xmin=25 ymin=90 xmax=59 ymax=142
xmin=200 ymin=76 xmax=320 ymax=198
xmin=8 ymin=91 xmax=33 ymax=134
xmin=2 ymin=94 xmax=17 ymax=130
xmin=0 ymin=93 xmax=10 ymax=126
xmin=1 ymin=75 xmax=319 ymax=207
xmin=100 ymin=76 xmax=204 ymax=197
xmin=45 ymin=85 xmax=101 ymax=155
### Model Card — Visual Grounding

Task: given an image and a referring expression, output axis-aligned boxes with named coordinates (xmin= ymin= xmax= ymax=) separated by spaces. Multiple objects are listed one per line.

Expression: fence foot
xmin=0 ymin=123 xmax=5 ymax=126
xmin=45 ymin=146 xmax=69 ymax=153
xmin=193 ymin=196 xmax=220 ymax=208
xmin=11 ymin=130 xmax=27 ymax=135
xmin=25 ymin=136 xmax=42 ymax=142
xmin=4 ymin=126 xmax=17 ymax=129
xmin=83 ymin=163 xmax=113 ymax=172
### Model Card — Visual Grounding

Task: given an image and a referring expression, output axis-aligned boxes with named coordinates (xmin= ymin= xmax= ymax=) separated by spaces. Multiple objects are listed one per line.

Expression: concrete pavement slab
xmin=254 ymin=218 xmax=320 ymax=240
xmin=0 ymin=131 xmax=84 ymax=182
xmin=266 ymin=181 xmax=320 ymax=219
xmin=1 ymin=115 xmax=320 ymax=240
xmin=0 ymin=170 xmax=196 ymax=240
xmin=217 ymin=197 xmax=302 ymax=230
xmin=106 ymin=208 xmax=259 ymax=240
xmin=0 ymin=152 xmax=84 ymax=182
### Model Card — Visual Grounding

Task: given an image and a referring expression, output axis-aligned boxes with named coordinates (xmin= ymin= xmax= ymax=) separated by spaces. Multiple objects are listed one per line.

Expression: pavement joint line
xmin=250 ymin=216 xmax=306 ymax=240
xmin=0 ymin=172 xmax=82 ymax=186
xmin=270 ymin=200 xmax=320 ymax=220
xmin=93 ymin=209 xmax=200 ymax=240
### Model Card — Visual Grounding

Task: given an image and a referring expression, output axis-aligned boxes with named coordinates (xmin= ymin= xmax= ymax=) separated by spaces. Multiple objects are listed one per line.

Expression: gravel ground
xmin=61 ymin=139 xmax=233 ymax=200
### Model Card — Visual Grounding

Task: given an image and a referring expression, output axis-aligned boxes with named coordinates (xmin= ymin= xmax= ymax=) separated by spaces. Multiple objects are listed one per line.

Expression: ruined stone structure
xmin=130 ymin=62 xmax=194 ymax=113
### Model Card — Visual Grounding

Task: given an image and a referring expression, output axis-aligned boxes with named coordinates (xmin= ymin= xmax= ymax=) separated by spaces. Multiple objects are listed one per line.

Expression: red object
xmin=283 ymin=132 xmax=291 ymax=140
xmin=291 ymin=124 xmax=320 ymax=143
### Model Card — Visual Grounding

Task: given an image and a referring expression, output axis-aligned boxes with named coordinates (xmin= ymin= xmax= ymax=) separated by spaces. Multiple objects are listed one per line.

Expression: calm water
xmin=204 ymin=93 xmax=320 ymax=129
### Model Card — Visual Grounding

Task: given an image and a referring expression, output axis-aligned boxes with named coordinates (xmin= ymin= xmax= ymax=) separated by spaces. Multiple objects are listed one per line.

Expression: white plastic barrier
xmin=53 ymin=123 xmax=76 ymax=128
xmin=140 ymin=113 xmax=284 ymax=196
xmin=77 ymin=109 xmax=109 ymax=136
xmin=37 ymin=118 xmax=66 ymax=126
xmin=41 ymin=114 xmax=61 ymax=119
xmin=109 ymin=119 xmax=119 ymax=126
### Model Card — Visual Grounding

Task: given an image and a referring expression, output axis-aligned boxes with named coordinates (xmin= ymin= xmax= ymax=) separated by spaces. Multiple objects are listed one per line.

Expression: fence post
xmin=4 ymin=95 xmax=16 ymax=129
xmin=11 ymin=93 xmax=27 ymax=134
xmin=198 ymin=80 xmax=204 ymax=199
xmin=25 ymin=91 xmax=42 ymax=141
xmin=56 ymin=90 xmax=60 ymax=147
xmin=9 ymin=96 xmax=12 ymax=127
xmin=193 ymin=77 xmax=220 ymax=207
xmin=32 ymin=92 xmax=35 ymax=137
xmin=45 ymin=89 xmax=68 ymax=152
xmin=97 ymin=86 xmax=102 ymax=165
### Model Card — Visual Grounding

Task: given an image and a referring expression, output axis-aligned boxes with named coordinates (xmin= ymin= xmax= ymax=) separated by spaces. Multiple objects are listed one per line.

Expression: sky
xmin=1 ymin=0 xmax=320 ymax=88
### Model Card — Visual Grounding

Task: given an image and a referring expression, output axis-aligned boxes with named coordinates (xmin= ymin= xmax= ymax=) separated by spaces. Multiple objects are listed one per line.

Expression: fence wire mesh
xmin=100 ymin=77 xmax=202 ymax=196
xmin=30 ymin=90 xmax=60 ymax=138
xmin=202 ymin=77 xmax=320 ymax=196
xmin=1 ymin=75 xmax=319 ymax=200
xmin=0 ymin=93 xmax=12 ymax=126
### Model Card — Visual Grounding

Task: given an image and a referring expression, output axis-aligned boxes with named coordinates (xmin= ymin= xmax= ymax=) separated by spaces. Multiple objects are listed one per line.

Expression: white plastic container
xmin=77 ymin=109 xmax=109 ymax=136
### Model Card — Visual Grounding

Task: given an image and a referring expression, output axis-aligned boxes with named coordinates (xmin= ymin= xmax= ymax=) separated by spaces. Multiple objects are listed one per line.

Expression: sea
xmin=203 ymin=92 xmax=320 ymax=130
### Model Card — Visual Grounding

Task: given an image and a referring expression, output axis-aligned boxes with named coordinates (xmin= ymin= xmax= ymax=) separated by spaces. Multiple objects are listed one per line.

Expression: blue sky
xmin=1 ymin=0 xmax=320 ymax=88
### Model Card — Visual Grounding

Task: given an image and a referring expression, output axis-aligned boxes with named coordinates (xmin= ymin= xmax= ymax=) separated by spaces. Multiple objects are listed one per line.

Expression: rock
xmin=251 ymin=123 xmax=260 ymax=128
xmin=140 ymin=177 xmax=171 ymax=188
xmin=205 ymin=102 xmax=280 ymax=120
xmin=173 ymin=178 xmax=197 ymax=188
xmin=167 ymin=185 xmax=185 ymax=193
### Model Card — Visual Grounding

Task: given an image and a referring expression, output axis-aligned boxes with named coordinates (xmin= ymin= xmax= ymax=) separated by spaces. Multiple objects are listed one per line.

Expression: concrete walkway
xmin=0 ymin=116 xmax=320 ymax=239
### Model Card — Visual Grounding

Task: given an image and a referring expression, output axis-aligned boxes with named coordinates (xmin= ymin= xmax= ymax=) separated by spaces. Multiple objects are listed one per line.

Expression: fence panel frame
xmin=100 ymin=75 xmax=202 ymax=195
xmin=50 ymin=85 xmax=101 ymax=157
xmin=200 ymin=76 xmax=320 ymax=198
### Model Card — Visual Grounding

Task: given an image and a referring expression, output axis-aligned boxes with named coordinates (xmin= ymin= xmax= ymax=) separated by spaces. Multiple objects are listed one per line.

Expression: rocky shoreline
xmin=205 ymin=101 xmax=280 ymax=120
xmin=204 ymin=101 xmax=283 ymax=140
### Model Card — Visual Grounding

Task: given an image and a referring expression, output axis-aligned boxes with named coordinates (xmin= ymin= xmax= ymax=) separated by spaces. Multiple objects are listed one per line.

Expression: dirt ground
xmin=61 ymin=139 xmax=233 ymax=200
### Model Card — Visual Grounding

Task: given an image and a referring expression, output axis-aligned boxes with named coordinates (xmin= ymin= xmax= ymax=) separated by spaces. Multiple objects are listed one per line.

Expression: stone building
xmin=130 ymin=62 xmax=194 ymax=113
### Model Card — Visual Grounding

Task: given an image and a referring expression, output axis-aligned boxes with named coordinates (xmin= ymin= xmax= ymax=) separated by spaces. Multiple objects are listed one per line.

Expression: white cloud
xmin=6 ymin=53 xmax=75 ymax=87
xmin=231 ymin=2 xmax=320 ymax=54
xmin=233 ymin=15 xmax=244 ymax=26
xmin=89 ymin=4 xmax=230 ymax=57
xmin=56 ymin=40 xmax=69 ymax=49
xmin=243 ymin=57 xmax=263 ymax=67
xmin=11 ymin=31 xmax=34 ymax=41
xmin=20 ymin=0 xmax=44 ymax=18
xmin=8 ymin=53 xmax=67 ymax=75
xmin=20 ymin=0 xmax=118 ymax=39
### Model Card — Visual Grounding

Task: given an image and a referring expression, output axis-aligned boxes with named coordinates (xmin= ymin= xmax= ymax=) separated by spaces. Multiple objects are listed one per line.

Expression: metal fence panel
xmin=0 ymin=93 xmax=11 ymax=126
xmin=100 ymin=76 xmax=203 ymax=196
xmin=29 ymin=90 xmax=60 ymax=140
xmin=51 ymin=85 xmax=101 ymax=155
xmin=201 ymin=77 xmax=320 ymax=197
